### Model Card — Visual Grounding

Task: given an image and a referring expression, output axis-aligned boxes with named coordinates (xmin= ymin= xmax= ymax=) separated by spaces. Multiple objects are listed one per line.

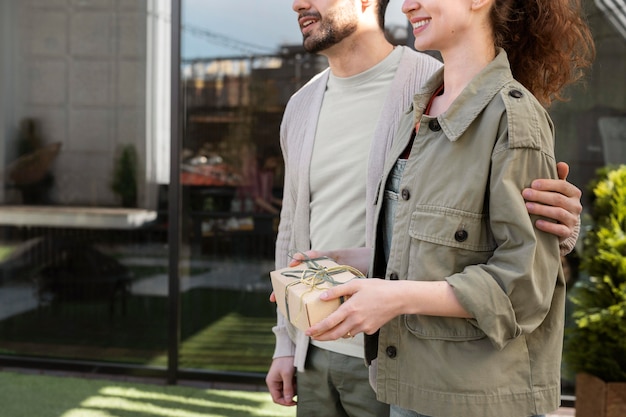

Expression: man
xmin=266 ymin=1 xmax=582 ymax=416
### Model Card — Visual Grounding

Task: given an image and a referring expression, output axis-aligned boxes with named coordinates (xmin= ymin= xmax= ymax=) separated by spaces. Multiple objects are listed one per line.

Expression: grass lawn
xmin=0 ymin=371 xmax=296 ymax=417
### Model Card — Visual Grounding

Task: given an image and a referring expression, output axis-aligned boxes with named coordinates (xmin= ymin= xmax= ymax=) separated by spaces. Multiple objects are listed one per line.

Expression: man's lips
xmin=299 ymin=14 xmax=319 ymax=33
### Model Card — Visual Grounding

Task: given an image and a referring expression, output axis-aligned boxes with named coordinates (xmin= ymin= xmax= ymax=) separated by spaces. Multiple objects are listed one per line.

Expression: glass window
xmin=555 ymin=0 xmax=626 ymax=396
xmin=177 ymin=0 xmax=409 ymax=375
xmin=552 ymin=1 xmax=626 ymax=209
xmin=0 ymin=0 xmax=171 ymax=369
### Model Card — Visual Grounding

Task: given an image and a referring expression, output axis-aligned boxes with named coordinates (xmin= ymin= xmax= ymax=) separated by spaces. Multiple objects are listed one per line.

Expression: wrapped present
xmin=270 ymin=257 xmax=364 ymax=332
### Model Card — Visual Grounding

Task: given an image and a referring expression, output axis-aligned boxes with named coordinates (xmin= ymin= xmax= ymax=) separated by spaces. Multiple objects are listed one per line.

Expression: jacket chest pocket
xmin=406 ymin=205 xmax=496 ymax=281
xmin=404 ymin=206 xmax=497 ymax=340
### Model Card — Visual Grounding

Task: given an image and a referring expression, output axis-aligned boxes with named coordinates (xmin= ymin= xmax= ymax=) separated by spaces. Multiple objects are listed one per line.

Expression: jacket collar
xmin=412 ymin=48 xmax=514 ymax=142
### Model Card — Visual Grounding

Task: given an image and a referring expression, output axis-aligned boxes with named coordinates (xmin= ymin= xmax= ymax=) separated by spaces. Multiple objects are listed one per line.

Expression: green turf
xmin=0 ymin=244 xmax=16 ymax=262
xmin=0 ymin=287 xmax=277 ymax=373
xmin=0 ymin=371 xmax=295 ymax=417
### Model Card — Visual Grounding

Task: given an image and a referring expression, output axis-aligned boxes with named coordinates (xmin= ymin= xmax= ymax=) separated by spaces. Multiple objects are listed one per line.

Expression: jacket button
xmin=401 ymin=189 xmax=410 ymax=200
xmin=386 ymin=346 xmax=397 ymax=358
xmin=509 ymin=89 xmax=523 ymax=99
xmin=455 ymin=229 xmax=468 ymax=242
xmin=389 ymin=273 xmax=399 ymax=281
xmin=428 ymin=119 xmax=441 ymax=132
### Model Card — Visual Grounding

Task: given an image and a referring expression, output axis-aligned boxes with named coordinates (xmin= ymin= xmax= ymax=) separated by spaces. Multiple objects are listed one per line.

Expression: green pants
xmin=296 ymin=345 xmax=390 ymax=417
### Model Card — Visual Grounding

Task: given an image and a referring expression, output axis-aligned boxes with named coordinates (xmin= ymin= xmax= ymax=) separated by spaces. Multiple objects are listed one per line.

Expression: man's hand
xmin=266 ymin=356 xmax=297 ymax=406
xmin=523 ymin=162 xmax=582 ymax=242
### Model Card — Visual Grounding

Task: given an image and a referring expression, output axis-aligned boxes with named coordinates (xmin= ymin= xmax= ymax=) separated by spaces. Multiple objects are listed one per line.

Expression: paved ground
xmin=548 ymin=407 xmax=575 ymax=416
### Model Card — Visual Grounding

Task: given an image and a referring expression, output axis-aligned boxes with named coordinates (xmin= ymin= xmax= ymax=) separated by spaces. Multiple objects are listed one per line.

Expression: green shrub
xmin=564 ymin=165 xmax=626 ymax=382
xmin=111 ymin=144 xmax=138 ymax=208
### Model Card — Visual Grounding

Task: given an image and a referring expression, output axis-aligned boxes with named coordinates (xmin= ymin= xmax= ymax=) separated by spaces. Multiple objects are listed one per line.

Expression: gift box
xmin=270 ymin=257 xmax=364 ymax=332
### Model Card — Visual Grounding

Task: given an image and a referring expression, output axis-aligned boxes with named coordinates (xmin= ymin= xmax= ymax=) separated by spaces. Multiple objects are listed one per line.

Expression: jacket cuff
xmin=272 ymin=324 xmax=296 ymax=358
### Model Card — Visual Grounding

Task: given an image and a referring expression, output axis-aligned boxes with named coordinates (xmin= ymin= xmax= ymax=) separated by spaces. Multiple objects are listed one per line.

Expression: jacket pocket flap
xmin=404 ymin=315 xmax=486 ymax=341
xmin=409 ymin=205 xmax=496 ymax=252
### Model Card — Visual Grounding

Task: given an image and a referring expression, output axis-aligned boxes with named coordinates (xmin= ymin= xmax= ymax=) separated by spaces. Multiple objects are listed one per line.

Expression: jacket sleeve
xmin=272 ymin=104 xmax=297 ymax=358
xmin=272 ymin=309 xmax=296 ymax=358
xmin=271 ymin=71 xmax=329 ymax=363
xmin=274 ymin=111 xmax=294 ymax=271
xmin=447 ymin=102 xmax=562 ymax=349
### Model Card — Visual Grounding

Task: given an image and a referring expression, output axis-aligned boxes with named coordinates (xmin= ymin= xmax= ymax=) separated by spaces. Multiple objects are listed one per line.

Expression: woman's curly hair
xmin=491 ymin=0 xmax=595 ymax=107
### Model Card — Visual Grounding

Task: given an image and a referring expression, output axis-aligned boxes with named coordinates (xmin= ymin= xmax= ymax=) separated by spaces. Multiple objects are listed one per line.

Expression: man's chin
xmin=303 ymin=40 xmax=330 ymax=55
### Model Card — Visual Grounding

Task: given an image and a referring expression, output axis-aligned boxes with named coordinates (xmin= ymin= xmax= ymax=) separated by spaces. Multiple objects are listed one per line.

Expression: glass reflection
xmin=0 ymin=0 xmax=169 ymax=367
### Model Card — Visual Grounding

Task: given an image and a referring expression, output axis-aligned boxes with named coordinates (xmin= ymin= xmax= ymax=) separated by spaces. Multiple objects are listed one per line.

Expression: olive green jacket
xmin=369 ymin=50 xmax=566 ymax=417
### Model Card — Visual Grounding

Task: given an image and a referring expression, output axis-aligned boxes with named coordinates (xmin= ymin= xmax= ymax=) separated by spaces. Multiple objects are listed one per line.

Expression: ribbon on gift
xmin=281 ymin=254 xmax=365 ymax=325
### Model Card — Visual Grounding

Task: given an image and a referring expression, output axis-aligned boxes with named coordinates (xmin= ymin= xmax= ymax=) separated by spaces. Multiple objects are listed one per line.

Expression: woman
xmin=303 ymin=0 xmax=595 ymax=416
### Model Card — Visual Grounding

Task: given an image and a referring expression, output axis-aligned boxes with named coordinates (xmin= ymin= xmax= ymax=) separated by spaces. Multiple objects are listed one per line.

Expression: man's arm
xmin=522 ymin=161 xmax=582 ymax=254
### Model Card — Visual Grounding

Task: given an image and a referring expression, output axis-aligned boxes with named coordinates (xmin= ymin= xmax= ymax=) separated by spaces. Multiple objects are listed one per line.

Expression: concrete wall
xmin=6 ymin=0 xmax=150 ymax=206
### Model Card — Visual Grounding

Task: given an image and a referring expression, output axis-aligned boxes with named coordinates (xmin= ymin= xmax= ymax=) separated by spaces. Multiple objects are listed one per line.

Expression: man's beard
xmin=302 ymin=6 xmax=358 ymax=54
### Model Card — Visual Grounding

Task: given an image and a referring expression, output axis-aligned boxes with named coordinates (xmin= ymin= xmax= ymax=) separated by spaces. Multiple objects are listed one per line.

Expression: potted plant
xmin=111 ymin=144 xmax=138 ymax=208
xmin=563 ymin=164 xmax=626 ymax=417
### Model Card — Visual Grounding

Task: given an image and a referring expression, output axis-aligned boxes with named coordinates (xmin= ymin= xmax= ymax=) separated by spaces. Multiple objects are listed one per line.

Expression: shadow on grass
xmin=0 ymin=371 xmax=295 ymax=417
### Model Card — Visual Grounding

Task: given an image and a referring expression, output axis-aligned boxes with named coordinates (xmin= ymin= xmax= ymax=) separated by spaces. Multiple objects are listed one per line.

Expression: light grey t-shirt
xmin=310 ymin=46 xmax=402 ymax=250
xmin=308 ymin=47 xmax=402 ymax=358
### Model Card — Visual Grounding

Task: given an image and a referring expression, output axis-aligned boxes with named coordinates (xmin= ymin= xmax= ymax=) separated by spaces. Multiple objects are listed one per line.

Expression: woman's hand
xmin=305 ymin=278 xmax=405 ymax=340
xmin=305 ymin=277 xmax=471 ymax=341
